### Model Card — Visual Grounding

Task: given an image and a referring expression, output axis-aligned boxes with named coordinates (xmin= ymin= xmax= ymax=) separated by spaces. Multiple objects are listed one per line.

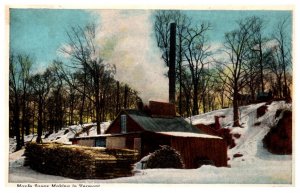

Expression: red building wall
xmin=139 ymin=132 xmax=227 ymax=169
xmin=170 ymin=136 xmax=227 ymax=168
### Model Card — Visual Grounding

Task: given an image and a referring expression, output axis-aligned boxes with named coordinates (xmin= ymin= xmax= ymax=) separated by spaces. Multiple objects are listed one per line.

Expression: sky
xmin=9 ymin=8 xmax=292 ymax=102
xmin=185 ymin=10 xmax=292 ymax=42
xmin=9 ymin=9 xmax=97 ymax=71
xmin=9 ymin=9 xmax=292 ymax=102
xmin=10 ymin=9 xmax=292 ymax=71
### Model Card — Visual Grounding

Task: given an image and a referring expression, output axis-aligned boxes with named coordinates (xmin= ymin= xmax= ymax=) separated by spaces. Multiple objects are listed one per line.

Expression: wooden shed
xmin=103 ymin=101 xmax=228 ymax=168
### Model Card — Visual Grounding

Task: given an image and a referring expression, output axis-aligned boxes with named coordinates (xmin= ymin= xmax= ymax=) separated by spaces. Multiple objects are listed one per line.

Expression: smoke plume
xmin=94 ymin=10 xmax=169 ymax=103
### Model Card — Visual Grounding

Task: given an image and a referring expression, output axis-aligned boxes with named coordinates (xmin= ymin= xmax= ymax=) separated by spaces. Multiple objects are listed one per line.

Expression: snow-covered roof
xmin=157 ymin=131 xmax=222 ymax=139
xmin=69 ymin=134 xmax=112 ymax=140
xmin=118 ymin=109 xmax=209 ymax=135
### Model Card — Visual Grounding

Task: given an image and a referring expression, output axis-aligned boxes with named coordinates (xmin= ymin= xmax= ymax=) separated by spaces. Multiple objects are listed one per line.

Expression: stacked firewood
xmin=146 ymin=145 xmax=184 ymax=169
xmin=25 ymin=142 xmax=138 ymax=179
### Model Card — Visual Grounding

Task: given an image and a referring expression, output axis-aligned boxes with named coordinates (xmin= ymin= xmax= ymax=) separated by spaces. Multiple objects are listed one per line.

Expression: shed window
xmin=95 ymin=138 xmax=106 ymax=147
xmin=121 ymin=114 xmax=127 ymax=133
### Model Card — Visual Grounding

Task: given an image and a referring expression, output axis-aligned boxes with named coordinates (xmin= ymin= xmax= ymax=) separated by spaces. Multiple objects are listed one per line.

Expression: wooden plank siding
xmin=77 ymin=139 xmax=95 ymax=147
xmin=106 ymin=137 xmax=126 ymax=149
xmin=170 ymin=136 xmax=227 ymax=168
xmin=105 ymin=133 xmax=143 ymax=157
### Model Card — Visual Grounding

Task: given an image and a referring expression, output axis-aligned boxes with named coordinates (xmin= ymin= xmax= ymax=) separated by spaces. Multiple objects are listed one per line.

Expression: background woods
xmin=153 ymin=11 xmax=292 ymax=122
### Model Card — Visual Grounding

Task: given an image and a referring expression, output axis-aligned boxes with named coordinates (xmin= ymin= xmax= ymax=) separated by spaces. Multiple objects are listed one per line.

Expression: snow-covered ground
xmin=8 ymin=101 xmax=293 ymax=184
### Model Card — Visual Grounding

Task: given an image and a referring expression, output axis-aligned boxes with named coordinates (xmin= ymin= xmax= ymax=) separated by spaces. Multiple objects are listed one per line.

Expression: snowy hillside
xmin=9 ymin=122 xmax=111 ymax=154
xmin=8 ymin=101 xmax=293 ymax=184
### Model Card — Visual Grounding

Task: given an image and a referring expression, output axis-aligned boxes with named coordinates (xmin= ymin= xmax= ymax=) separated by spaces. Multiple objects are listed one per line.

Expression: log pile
xmin=25 ymin=142 xmax=138 ymax=179
xmin=146 ymin=145 xmax=184 ymax=169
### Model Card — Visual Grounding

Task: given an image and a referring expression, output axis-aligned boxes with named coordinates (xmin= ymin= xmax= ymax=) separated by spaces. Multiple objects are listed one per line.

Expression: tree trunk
xmin=283 ymin=68 xmax=288 ymax=99
xmin=202 ymin=93 xmax=206 ymax=113
xmin=100 ymin=95 xmax=106 ymax=122
xmin=179 ymin=68 xmax=182 ymax=115
xmin=280 ymin=38 xmax=288 ymax=99
xmin=14 ymin=98 xmax=22 ymax=151
xmin=36 ymin=99 xmax=43 ymax=143
xmin=277 ymin=75 xmax=282 ymax=98
xmin=88 ymin=100 xmax=93 ymax=123
xmin=192 ymin=85 xmax=199 ymax=115
xmin=69 ymin=95 xmax=74 ymax=125
xmin=55 ymin=93 xmax=63 ymax=132
xmin=185 ymin=94 xmax=191 ymax=118
xmin=233 ymin=89 xmax=240 ymax=127
xmin=220 ymin=90 xmax=224 ymax=108
xmin=95 ymin=98 xmax=101 ymax=134
xmin=259 ymin=43 xmax=264 ymax=93
xmin=25 ymin=119 xmax=30 ymax=136
xmin=124 ymin=85 xmax=128 ymax=109
xmin=32 ymin=102 xmax=36 ymax=135
xmin=21 ymin=95 xmax=26 ymax=146
xmin=116 ymin=81 xmax=120 ymax=115
xmin=249 ymin=80 xmax=256 ymax=102
xmin=21 ymin=123 xmax=25 ymax=147
xmin=79 ymin=94 xmax=85 ymax=125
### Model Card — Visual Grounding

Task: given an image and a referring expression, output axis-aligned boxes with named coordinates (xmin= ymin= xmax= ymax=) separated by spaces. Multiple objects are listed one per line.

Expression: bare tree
xmin=244 ymin=54 xmax=260 ymax=102
xmin=9 ymin=54 xmax=22 ymax=150
xmin=17 ymin=55 xmax=33 ymax=144
xmin=58 ymin=24 xmax=116 ymax=134
xmin=272 ymin=18 xmax=292 ymax=100
xmin=217 ymin=18 xmax=255 ymax=127
xmin=47 ymin=68 xmax=67 ymax=133
xmin=182 ymin=23 xmax=212 ymax=115
xmin=248 ymin=16 xmax=267 ymax=93
xmin=9 ymin=53 xmax=33 ymax=149
xmin=154 ymin=10 xmax=174 ymax=67
xmin=266 ymin=45 xmax=287 ymax=99
xmin=59 ymin=69 xmax=78 ymax=125
xmin=30 ymin=68 xmax=54 ymax=143
xmin=176 ymin=15 xmax=191 ymax=115
xmin=199 ymin=69 xmax=213 ymax=113
xmin=180 ymin=67 xmax=193 ymax=117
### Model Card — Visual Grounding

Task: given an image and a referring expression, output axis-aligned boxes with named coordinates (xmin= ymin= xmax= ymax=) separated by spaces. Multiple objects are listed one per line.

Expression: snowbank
xmin=9 ymin=149 xmax=25 ymax=168
xmin=9 ymin=161 xmax=291 ymax=184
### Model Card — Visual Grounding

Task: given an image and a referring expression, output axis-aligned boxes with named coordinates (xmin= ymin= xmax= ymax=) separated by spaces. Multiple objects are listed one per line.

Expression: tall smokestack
xmin=169 ymin=22 xmax=176 ymax=104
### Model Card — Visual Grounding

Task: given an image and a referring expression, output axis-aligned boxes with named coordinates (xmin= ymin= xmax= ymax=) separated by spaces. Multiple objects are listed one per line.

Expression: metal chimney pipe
xmin=169 ymin=22 xmax=176 ymax=104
